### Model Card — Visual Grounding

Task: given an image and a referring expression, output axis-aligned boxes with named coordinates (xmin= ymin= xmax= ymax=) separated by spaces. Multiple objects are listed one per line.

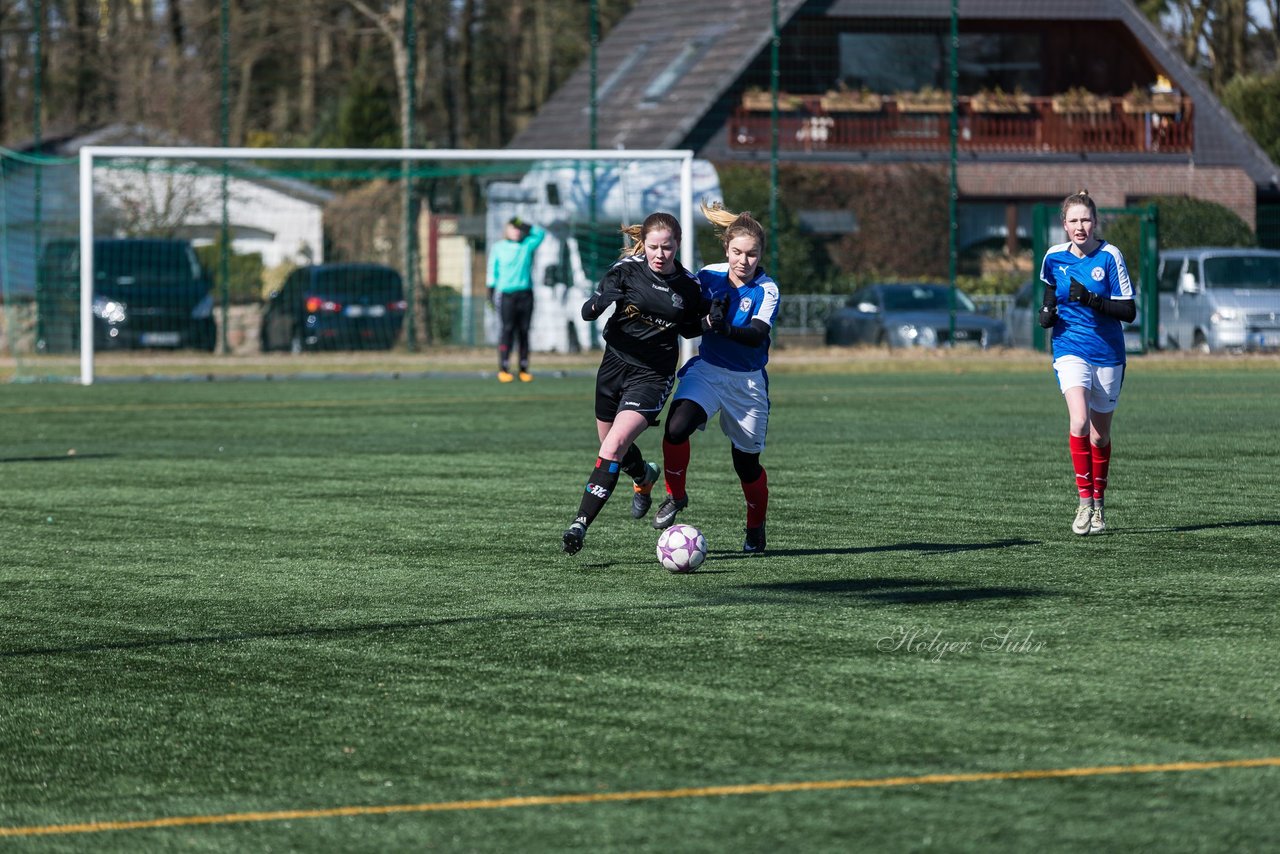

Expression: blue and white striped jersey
xmin=695 ymin=263 xmax=780 ymax=372
xmin=1039 ymin=240 xmax=1133 ymax=366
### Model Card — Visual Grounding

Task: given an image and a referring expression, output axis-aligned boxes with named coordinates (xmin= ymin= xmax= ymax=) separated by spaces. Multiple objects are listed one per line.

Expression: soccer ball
xmin=656 ymin=524 xmax=707 ymax=573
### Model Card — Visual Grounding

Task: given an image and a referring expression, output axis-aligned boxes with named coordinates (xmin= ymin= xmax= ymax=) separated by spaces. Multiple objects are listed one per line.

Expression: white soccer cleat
xmin=1072 ymin=504 xmax=1094 ymax=536
xmin=1089 ymin=506 xmax=1106 ymax=534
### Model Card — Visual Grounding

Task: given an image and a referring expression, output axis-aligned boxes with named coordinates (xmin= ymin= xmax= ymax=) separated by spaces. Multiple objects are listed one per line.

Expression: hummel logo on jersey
xmin=622 ymin=400 xmax=640 ymax=407
xmin=651 ymin=284 xmax=670 ymax=292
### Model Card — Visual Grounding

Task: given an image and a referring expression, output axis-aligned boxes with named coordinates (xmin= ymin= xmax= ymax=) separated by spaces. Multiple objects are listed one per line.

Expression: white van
xmin=1156 ymin=247 xmax=1280 ymax=352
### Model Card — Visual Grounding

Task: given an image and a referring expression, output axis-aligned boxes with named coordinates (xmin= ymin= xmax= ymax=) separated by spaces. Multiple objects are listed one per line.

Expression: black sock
xmin=619 ymin=444 xmax=647 ymax=481
xmin=574 ymin=457 xmax=621 ymax=528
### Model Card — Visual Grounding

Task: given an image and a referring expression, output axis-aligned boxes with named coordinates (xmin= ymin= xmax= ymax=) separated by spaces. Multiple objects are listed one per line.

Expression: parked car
xmin=825 ymin=283 xmax=1006 ymax=349
xmin=36 ymin=238 xmax=217 ymax=352
xmin=1156 ymin=247 xmax=1280 ymax=352
xmin=1008 ymin=280 xmax=1144 ymax=353
xmin=260 ymin=263 xmax=407 ymax=352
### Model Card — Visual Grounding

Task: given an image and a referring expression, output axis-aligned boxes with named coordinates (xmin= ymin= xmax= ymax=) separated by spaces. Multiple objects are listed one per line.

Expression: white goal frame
xmin=77 ymin=146 xmax=696 ymax=385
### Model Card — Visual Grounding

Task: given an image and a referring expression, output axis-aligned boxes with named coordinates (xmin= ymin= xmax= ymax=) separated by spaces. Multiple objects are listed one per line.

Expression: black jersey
xmin=582 ymin=256 xmax=705 ymax=375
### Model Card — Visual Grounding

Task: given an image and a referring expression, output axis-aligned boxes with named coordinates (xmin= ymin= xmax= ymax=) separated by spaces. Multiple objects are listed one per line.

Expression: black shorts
xmin=594 ymin=349 xmax=674 ymax=426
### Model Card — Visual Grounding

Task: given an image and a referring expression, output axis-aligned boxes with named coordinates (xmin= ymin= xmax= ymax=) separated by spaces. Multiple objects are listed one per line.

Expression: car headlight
xmin=91 ymin=296 xmax=127 ymax=324
xmin=897 ymin=324 xmax=938 ymax=346
xmin=191 ymin=293 xmax=215 ymax=320
xmin=1210 ymin=308 xmax=1238 ymax=325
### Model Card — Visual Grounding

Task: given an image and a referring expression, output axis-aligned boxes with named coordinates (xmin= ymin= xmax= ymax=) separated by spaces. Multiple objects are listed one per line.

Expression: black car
xmin=36 ymin=238 xmax=217 ymax=352
xmin=260 ymin=263 xmax=407 ymax=352
xmin=825 ymin=283 xmax=1006 ymax=349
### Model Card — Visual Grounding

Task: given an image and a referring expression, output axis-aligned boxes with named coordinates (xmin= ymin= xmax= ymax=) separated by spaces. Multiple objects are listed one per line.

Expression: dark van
xmin=260 ymin=263 xmax=407 ymax=352
xmin=37 ymin=238 xmax=217 ymax=352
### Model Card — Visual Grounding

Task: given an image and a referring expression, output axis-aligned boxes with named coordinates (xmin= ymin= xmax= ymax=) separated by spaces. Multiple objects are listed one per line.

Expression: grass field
xmin=1 ymin=352 xmax=1278 ymax=851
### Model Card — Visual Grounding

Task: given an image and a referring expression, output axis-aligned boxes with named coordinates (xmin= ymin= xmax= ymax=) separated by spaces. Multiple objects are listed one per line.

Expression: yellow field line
xmin=2 ymin=757 xmax=1277 ymax=838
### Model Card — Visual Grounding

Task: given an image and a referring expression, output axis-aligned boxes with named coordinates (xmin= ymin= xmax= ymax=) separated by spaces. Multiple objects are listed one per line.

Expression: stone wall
xmin=0 ymin=303 xmax=264 ymax=355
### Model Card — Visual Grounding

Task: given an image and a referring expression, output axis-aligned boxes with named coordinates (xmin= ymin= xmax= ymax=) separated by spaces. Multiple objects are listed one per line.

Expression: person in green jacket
xmin=488 ymin=216 xmax=545 ymax=382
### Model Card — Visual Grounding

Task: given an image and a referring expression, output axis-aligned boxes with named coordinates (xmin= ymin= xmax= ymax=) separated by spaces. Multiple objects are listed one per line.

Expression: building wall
xmin=958 ymin=163 xmax=1257 ymax=228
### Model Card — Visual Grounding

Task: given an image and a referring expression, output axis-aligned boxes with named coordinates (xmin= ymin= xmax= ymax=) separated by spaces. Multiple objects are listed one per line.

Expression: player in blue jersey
xmin=653 ymin=202 xmax=780 ymax=554
xmin=1037 ymin=189 xmax=1136 ymax=535
xmin=561 ymin=212 xmax=706 ymax=556
xmin=487 ymin=216 xmax=545 ymax=382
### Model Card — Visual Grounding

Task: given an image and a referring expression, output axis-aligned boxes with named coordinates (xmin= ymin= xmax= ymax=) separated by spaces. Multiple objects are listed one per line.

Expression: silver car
xmin=1156 ymin=247 xmax=1280 ymax=352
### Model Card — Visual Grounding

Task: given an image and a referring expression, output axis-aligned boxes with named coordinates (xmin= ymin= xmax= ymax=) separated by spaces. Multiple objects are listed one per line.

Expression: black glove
xmin=594 ymin=280 xmax=625 ymax=312
xmin=1068 ymin=278 xmax=1102 ymax=310
xmin=706 ymin=294 xmax=732 ymax=333
xmin=1038 ymin=304 xmax=1057 ymax=329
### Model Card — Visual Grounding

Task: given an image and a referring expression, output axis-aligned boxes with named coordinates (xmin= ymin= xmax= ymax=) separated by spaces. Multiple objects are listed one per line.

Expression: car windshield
xmin=1203 ymin=256 xmax=1280 ymax=290
xmin=96 ymin=242 xmax=201 ymax=282
xmin=314 ymin=268 xmax=403 ymax=299
xmin=881 ymin=286 xmax=976 ymax=312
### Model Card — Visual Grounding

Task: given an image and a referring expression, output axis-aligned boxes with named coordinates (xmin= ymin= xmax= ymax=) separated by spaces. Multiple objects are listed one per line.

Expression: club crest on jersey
xmin=1091 ymin=267 xmax=1105 ymax=282
xmin=739 ymin=297 xmax=752 ymax=314
xmin=671 ymin=293 xmax=684 ymax=309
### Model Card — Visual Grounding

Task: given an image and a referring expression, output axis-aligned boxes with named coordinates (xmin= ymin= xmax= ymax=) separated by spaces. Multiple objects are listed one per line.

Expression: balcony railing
xmin=728 ymin=95 xmax=1193 ymax=155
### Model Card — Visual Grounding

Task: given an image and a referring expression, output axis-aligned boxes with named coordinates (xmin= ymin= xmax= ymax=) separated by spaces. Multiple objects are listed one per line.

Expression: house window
xmin=838 ymin=31 xmax=1043 ymax=94
xmin=958 ymin=32 xmax=1043 ymax=94
xmin=839 ymin=33 xmax=946 ymax=93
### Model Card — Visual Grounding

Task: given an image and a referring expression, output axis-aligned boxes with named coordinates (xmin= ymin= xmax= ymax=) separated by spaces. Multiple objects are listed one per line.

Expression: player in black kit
xmin=562 ymin=211 xmax=710 ymax=556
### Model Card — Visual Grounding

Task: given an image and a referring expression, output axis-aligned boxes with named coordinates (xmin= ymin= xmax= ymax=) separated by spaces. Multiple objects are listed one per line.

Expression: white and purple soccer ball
xmin=656 ymin=524 xmax=707 ymax=573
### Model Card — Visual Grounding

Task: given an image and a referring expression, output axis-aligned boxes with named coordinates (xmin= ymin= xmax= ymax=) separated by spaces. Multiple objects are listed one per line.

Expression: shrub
xmin=1220 ymin=73 xmax=1280 ymax=168
xmin=194 ymin=238 xmax=265 ymax=304
xmin=1104 ymin=195 xmax=1255 ymax=272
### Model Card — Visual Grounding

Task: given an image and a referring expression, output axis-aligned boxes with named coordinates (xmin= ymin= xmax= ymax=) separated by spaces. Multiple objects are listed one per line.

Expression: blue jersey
xmin=1039 ymin=240 xmax=1133 ymax=366
xmin=695 ymin=263 xmax=779 ymax=372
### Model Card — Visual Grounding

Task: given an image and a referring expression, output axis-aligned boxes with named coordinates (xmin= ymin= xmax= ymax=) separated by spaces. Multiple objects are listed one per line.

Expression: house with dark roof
xmin=1 ymin=124 xmax=332 ymax=302
xmin=511 ymin=0 xmax=1279 ymax=255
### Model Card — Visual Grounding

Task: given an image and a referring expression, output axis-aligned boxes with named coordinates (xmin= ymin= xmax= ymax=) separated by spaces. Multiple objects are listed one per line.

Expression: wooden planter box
xmin=971 ymin=93 xmax=1031 ymax=114
xmin=895 ymin=99 xmax=952 ymax=113
xmin=742 ymin=91 xmax=804 ymax=112
xmin=1122 ymin=93 xmax=1182 ymax=114
xmin=820 ymin=92 xmax=883 ymax=113
xmin=1051 ymin=95 xmax=1112 ymax=116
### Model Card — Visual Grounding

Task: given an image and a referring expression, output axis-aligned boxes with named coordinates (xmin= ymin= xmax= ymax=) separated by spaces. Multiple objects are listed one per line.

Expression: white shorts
xmin=672 ymin=358 xmax=770 ymax=454
xmin=1053 ymin=355 xmax=1125 ymax=413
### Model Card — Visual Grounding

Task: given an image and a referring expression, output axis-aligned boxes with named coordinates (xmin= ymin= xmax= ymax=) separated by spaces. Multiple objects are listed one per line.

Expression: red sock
xmin=1091 ymin=442 xmax=1112 ymax=503
xmin=741 ymin=469 xmax=769 ymax=528
xmin=1069 ymin=434 xmax=1093 ymax=500
xmin=662 ymin=438 xmax=690 ymax=500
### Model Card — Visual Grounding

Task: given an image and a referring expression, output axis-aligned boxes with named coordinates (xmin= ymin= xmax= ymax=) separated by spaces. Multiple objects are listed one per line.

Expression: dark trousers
xmin=498 ymin=289 xmax=534 ymax=371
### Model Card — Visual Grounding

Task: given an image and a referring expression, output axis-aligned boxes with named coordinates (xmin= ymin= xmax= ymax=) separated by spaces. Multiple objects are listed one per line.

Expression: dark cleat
xmin=631 ymin=462 xmax=660 ymax=519
xmin=562 ymin=522 xmax=587 ymax=555
xmin=743 ymin=524 xmax=767 ymax=554
xmin=652 ymin=495 xmax=689 ymax=530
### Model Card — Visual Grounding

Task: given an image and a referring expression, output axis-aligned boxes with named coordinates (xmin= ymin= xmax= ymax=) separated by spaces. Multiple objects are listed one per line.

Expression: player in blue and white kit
xmin=653 ymin=202 xmax=780 ymax=554
xmin=1037 ymin=189 xmax=1136 ymax=536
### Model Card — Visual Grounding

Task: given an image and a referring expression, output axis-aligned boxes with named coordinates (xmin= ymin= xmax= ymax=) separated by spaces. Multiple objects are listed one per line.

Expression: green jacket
xmin=487 ymin=224 xmax=545 ymax=294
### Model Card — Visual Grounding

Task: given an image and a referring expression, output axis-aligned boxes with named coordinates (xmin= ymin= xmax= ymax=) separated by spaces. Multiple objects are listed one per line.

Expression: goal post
xmin=62 ymin=146 xmax=704 ymax=385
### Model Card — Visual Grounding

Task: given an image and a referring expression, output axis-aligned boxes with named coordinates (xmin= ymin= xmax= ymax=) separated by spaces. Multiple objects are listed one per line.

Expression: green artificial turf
xmin=1 ymin=358 xmax=1277 ymax=851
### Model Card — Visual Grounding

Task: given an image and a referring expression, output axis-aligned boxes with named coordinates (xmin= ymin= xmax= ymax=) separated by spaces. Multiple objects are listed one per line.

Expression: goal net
xmin=1 ymin=147 xmax=720 ymax=384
